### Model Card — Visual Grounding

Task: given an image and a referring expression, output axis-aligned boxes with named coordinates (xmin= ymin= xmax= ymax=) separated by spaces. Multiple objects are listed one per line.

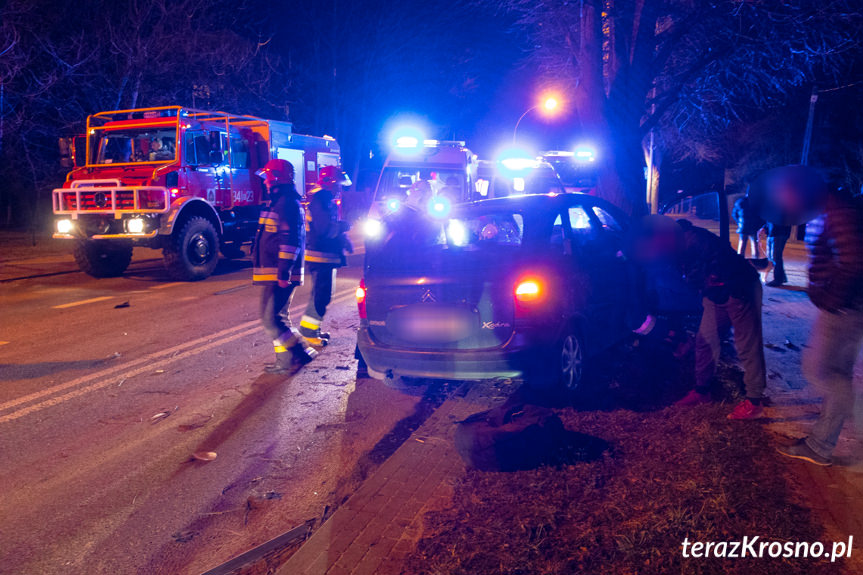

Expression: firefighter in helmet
xmin=299 ymin=165 xmax=353 ymax=346
xmin=252 ymin=159 xmax=317 ymax=374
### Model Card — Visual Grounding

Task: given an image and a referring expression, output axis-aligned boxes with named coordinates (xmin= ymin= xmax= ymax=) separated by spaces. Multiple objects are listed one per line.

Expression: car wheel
xmin=163 ymin=216 xmax=220 ymax=281
xmin=73 ymin=240 xmax=133 ymax=278
xmin=558 ymin=331 xmax=584 ymax=391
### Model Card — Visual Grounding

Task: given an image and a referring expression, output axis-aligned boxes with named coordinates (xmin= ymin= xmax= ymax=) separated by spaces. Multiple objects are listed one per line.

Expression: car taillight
xmin=356 ymin=280 xmax=367 ymax=319
xmin=514 ymin=278 xmax=542 ymax=303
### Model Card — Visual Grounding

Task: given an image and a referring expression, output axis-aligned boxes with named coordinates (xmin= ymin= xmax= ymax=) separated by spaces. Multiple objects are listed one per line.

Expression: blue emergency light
xmin=386 ymin=198 xmax=401 ymax=213
xmin=427 ymin=196 xmax=451 ymax=219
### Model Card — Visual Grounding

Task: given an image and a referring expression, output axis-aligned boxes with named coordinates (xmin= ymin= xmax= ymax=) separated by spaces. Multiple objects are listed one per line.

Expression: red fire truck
xmin=54 ymin=106 xmax=341 ymax=280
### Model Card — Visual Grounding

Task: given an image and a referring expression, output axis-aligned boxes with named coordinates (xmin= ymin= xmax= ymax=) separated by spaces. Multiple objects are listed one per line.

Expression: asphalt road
xmin=0 ymin=244 xmax=424 ymax=574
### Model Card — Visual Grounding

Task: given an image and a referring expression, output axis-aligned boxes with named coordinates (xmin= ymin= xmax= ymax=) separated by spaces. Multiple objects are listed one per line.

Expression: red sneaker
xmin=674 ymin=390 xmax=711 ymax=407
xmin=727 ymin=399 xmax=764 ymax=420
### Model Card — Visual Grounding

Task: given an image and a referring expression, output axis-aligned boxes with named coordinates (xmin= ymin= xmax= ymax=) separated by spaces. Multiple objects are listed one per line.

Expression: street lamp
xmin=513 ymin=95 xmax=561 ymax=143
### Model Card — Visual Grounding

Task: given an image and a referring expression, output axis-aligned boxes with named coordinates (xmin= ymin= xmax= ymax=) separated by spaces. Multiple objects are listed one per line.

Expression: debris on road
xmin=177 ymin=413 xmax=213 ymax=432
xmin=154 ymin=369 xmax=166 ymax=374
xmin=784 ymin=339 xmax=801 ymax=351
xmin=114 ymin=301 xmax=130 ymax=309
xmin=150 ymin=406 xmax=178 ymax=424
xmin=764 ymin=342 xmax=788 ymax=353
xmin=172 ymin=530 xmax=197 ymax=543
xmin=150 ymin=411 xmax=171 ymax=423
xmin=192 ymin=451 xmax=218 ymax=462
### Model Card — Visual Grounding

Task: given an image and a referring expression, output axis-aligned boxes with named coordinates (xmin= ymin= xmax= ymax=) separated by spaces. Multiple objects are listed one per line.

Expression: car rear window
xmin=447 ymin=212 xmax=524 ymax=247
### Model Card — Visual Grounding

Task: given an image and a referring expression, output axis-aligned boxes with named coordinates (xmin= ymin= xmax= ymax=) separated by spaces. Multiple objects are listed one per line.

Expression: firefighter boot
xmin=300 ymin=316 xmax=329 ymax=347
xmin=264 ymin=343 xmax=298 ymax=375
xmin=291 ymin=340 xmax=318 ymax=366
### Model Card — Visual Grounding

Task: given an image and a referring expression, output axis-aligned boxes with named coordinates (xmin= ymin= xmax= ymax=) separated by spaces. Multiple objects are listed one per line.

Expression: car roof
xmin=460 ymin=192 xmax=615 ymax=213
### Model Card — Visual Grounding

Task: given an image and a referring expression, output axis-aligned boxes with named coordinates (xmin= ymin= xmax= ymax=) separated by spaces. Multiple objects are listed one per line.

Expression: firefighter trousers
xmin=260 ymin=283 xmax=301 ymax=349
xmin=300 ymin=264 xmax=337 ymax=336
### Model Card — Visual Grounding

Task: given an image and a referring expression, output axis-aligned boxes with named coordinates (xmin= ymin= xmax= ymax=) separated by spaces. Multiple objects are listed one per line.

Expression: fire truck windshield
xmin=375 ymin=168 xmax=466 ymax=203
xmin=91 ymin=127 xmax=178 ymax=165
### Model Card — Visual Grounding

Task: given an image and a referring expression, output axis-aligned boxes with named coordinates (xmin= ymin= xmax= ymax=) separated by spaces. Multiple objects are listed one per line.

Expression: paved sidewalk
xmin=760 ymin=286 xmax=863 ymax=570
xmin=276 ymin=381 xmax=502 ymax=575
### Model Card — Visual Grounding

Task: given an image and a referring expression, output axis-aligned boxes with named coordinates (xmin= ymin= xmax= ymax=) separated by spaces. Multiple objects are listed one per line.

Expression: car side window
xmin=551 ymin=213 xmax=567 ymax=247
xmin=230 ymin=137 xmax=249 ymax=169
xmin=568 ymin=206 xmax=597 ymax=246
xmin=592 ymin=206 xmax=622 ymax=232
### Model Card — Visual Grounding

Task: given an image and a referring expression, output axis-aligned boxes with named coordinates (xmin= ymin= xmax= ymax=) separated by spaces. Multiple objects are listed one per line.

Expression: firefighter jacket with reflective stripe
xmin=305 ymin=186 xmax=346 ymax=267
xmin=252 ymin=186 xmax=305 ymax=285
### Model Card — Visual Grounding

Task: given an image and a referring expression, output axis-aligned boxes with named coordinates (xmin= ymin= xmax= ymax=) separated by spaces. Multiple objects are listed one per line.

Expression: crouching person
xmin=253 ymin=159 xmax=317 ymax=374
xmin=673 ymin=219 xmax=769 ymax=419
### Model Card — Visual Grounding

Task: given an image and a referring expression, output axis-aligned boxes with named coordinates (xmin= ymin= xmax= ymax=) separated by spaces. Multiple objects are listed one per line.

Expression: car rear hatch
xmin=365 ymin=247 xmax=519 ymax=350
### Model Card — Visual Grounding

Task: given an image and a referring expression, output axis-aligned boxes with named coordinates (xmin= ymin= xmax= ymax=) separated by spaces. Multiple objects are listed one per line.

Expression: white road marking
xmin=0 ymin=327 xmax=260 ymax=425
xmin=51 ymin=296 xmax=114 ymax=309
xmin=150 ymin=282 xmax=184 ymax=290
xmin=0 ymin=289 xmax=356 ymax=423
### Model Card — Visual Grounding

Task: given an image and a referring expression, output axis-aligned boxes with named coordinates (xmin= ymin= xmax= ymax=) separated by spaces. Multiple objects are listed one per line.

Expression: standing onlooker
xmin=765 ymin=221 xmax=792 ymax=287
xmin=672 ymin=219 xmax=769 ymax=419
xmin=733 ymin=193 xmax=764 ymax=258
xmin=252 ymin=159 xmax=317 ymax=374
xmin=779 ymin=188 xmax=863 ymax=466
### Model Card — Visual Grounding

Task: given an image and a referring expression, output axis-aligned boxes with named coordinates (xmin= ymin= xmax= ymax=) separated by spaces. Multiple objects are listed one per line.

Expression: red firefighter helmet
xmin=256 ymin=159 xmax=295 ymax=187
xmin=318 ymin=165 xmax=351 ymax=188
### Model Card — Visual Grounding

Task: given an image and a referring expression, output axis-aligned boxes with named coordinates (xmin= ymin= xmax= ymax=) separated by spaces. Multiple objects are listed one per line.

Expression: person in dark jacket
xmin=765 ymin=221 xmax=792 ymax=286
xmin=673 ymin=219 xmax=768 ymax=419
xmin=253 ymin=159 xmax=317 ymax=374
xmin=779 ymin=189 xmax=863 ymax=465
xmin=732 ymin=194 xmax=764 ymax=258
xmin=299 ymin=166 xmax=352 ymax=346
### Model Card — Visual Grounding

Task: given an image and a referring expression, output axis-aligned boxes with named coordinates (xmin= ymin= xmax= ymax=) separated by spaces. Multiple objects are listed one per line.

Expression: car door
xmin=588 ymin=202 xmax=640 ymax=333
xmin=558 ymin=200 xmax=624 ymax=354
xmin=656 ymin=190 xmax=732 ymax=316
xmin=660 ymin=189 xmax=730 ymax=245
xmin=183 ymin=129 xmax=219 ymax=205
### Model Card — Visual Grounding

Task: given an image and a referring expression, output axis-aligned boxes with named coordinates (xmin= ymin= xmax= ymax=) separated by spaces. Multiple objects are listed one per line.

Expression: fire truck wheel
xmin=73 ymin=240 xmax=133 ymax=278
xmin=163 ymin=216 xmax=220 ymax=281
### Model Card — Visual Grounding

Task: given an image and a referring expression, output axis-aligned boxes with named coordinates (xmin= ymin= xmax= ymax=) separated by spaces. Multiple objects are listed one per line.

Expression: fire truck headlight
xmin=126 ymin=217 xmax=145 ymax=234
xmin=364 ymin=218 xmax=383 ymax=239
xmin=56 ymin=219 xmax=74 ymax=234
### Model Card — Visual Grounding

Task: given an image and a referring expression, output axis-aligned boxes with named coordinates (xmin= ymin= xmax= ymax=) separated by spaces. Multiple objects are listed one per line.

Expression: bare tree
xmin=477 ymin=0 xmax=863 ymax=214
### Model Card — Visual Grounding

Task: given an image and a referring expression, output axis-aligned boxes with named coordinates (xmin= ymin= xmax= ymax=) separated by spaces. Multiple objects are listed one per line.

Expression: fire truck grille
xmin=64 ymin=191 xmax=136 ymax=211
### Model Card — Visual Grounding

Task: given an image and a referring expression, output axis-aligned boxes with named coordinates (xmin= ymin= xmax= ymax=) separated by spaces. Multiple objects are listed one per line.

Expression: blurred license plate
xmin=395 ymin=308 xmax=473 ymax=342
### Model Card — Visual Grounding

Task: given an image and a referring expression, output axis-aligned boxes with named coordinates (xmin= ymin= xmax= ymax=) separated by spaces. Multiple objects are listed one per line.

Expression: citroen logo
xmin=94 ymin=192 xmax=108 ymax=208
xmin=421 ymin=290 xmax=436 ymax=303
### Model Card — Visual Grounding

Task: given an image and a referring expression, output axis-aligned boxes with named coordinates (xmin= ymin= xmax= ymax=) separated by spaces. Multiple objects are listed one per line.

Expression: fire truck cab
xmin=54 ymin=106 xmax=341 ymax=280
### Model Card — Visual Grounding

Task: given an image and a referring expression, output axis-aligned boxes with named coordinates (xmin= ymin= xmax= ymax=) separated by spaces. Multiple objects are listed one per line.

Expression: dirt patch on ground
xmin=405 ymin=342 xmax=843 ymax=575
